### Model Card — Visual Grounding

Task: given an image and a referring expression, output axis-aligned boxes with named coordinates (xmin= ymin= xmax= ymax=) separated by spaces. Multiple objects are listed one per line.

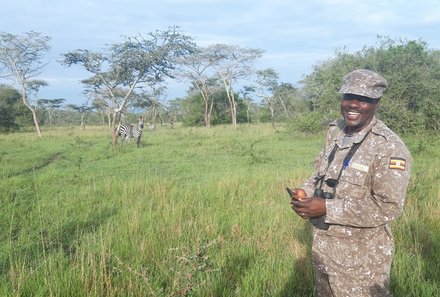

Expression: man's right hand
xmin=290 ymin=197 xmax=327 ymax=219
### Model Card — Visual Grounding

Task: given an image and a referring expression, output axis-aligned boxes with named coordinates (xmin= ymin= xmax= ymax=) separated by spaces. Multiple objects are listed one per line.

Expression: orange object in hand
xmin=293 ymin=188 xmax=307 ymax=200
xmin=286 ymin=187 xmax=307 ymax=201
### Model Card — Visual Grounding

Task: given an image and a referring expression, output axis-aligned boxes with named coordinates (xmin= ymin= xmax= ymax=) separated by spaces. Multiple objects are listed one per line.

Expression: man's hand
xmin=290 ymin=197 xmax=327 ymax=219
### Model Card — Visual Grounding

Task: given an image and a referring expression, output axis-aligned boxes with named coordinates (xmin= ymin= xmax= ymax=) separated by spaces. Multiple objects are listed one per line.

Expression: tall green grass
xmin=1 ymin=124 xmax=439 ymax=296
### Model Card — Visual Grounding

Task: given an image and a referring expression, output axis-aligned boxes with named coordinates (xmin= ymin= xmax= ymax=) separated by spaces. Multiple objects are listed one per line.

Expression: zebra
xmin=116 ymin=117 xmax=144 ymax=147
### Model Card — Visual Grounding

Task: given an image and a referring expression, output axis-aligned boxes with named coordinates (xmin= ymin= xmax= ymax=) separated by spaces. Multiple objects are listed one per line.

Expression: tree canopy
xmin=0 ymin=31 xmax=51 ymax=137
xmin=60 ymin=26 xmax=196 ymax=145
xmin=299 ymin=36 xmax=440 ymax=133
xmin=2 ymin=32 xmax=439 ymax=135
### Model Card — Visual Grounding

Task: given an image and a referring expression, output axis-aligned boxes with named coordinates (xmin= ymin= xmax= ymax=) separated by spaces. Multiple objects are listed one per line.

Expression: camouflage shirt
xmin=302 ymin=117 xmax=412 ymax=294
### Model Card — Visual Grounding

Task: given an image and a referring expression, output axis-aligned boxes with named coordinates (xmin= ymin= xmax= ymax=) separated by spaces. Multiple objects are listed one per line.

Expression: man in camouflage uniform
xmin=290 ymin=69 xmax=412 ymax=296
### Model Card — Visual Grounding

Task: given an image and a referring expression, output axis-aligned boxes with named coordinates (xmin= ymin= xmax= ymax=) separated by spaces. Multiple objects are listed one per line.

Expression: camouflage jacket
xmin=302 ymin=117 xmax=412 ymax=278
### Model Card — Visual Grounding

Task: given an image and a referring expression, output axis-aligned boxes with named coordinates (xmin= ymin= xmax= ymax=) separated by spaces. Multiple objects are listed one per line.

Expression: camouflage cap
xmin=338 ymin=69 xmax=388 ymax=99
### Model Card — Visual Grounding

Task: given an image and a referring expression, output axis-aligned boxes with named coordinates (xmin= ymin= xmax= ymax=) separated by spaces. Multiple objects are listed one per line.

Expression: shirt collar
xmin=334 ymin=116 xmax=377 ymax=148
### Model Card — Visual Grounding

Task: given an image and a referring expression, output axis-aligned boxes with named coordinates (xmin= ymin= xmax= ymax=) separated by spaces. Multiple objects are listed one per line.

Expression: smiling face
xmin=341 ymin=93 xmax=380 ymax=134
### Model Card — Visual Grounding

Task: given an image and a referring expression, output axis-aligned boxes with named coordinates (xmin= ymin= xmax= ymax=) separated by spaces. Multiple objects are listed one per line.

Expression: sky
xmin=1 ymin=0 xmax=440 ymax=105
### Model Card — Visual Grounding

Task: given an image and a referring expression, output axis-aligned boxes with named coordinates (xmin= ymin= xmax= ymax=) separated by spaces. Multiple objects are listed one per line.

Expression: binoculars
xmin=313 ymin=188 xmax=333 ymax=200
xmin=310 ymin=178 xmax=337 ymax=230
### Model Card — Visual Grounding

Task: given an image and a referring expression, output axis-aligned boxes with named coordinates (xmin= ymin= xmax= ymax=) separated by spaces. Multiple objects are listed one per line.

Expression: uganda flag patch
xmin=389 ymin=157 xmax=406 ymax=171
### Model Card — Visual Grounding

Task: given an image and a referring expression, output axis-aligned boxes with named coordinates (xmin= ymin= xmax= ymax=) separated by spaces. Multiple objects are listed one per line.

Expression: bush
xmin=288 ymin=111 xmax=326 ymax=134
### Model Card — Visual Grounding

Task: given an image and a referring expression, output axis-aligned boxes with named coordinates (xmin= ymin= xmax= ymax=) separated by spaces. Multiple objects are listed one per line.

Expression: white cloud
xmin=1 ymin=0 xmax=439 ymax=103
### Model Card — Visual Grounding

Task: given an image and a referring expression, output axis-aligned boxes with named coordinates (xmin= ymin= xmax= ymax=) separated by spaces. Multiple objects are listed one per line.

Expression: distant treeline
xmin=1 ymin=36 xmax=439 ymax=134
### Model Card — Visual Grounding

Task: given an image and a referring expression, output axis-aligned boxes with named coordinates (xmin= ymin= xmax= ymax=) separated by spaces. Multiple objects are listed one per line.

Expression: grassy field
xmin=1 ymin=123 xmax=439 ymax=296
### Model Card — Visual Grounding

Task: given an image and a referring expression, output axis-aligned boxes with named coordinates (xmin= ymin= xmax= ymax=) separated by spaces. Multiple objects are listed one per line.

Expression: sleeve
xmin=302 ymin=126 xmax=337 ymax=197
xmin=302 ymin=149 xmax=324 ymax=197
xmin=325 ymin=141 xmax=412 ymax=227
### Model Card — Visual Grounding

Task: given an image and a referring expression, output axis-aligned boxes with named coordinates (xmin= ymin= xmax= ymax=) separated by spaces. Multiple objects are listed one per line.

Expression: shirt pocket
xmin=339 ymin=163 xmax=369 ymax=186
xmin=335 ymin=165 xmax=369 ymax=200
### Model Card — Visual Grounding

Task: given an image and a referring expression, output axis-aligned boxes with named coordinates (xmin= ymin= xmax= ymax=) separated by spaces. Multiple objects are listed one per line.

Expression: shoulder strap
xmin=327 ymin=130 xmax=372 ymax=188
xmin=327 ymin=144 xmax=338 ymax=164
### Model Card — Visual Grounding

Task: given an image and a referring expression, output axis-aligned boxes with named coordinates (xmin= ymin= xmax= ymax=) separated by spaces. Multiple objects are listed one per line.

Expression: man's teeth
xmin=348 ymin=111 xmax=360 ymax=115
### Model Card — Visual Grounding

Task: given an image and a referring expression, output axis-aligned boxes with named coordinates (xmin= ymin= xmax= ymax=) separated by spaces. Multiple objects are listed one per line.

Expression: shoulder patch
xmin=389 ymin=157 xmax=406 ymax=171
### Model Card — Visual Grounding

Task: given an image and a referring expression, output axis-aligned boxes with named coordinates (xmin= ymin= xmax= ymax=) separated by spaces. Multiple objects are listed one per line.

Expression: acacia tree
xmin=177 ymin=49 xmax=222 ymax=128
xmin=272 ymin=82 xmax=303 ymax=118
xmin=66 ymin=104 xmax=94 ymax=130
xmin=168 ymin=98 xmax=184 ymax=125
xmin=61 ymin=26 xmax=195 ymax=146
xmin=131 ymin=84 xmax=167 ymax=128
xmin=37 ymin=98 xmax=65 ymax=125
xmin=253 ymin=68 xmax=279 ymax=129
xmin=144 ymin=85 xmax=166 ymax=127
xmin=206 ymin=44 xmax=263 ymax=129
xmin=87 ymin=86 xmax=129 ymax=128
xmin=0 ymin=31 xmax=51 ymax=137
xmin=91 ymin=96 xmax=110 ymax=126
xmin=240 ymin=86 xmax=257 ymax=124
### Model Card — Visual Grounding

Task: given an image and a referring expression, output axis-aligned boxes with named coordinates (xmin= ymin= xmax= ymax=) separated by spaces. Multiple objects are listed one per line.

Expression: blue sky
xmin=1 ymin=0 xmax=440 ymax=105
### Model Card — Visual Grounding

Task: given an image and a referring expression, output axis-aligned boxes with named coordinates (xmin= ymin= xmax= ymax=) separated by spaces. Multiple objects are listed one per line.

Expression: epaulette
xmin=371 ymin=120 xmax=410 ymax=153
xmin=371 ymin=120 xmax=397 ymax=142
xmin=327 ymin=119 xmax=345 ymax=140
